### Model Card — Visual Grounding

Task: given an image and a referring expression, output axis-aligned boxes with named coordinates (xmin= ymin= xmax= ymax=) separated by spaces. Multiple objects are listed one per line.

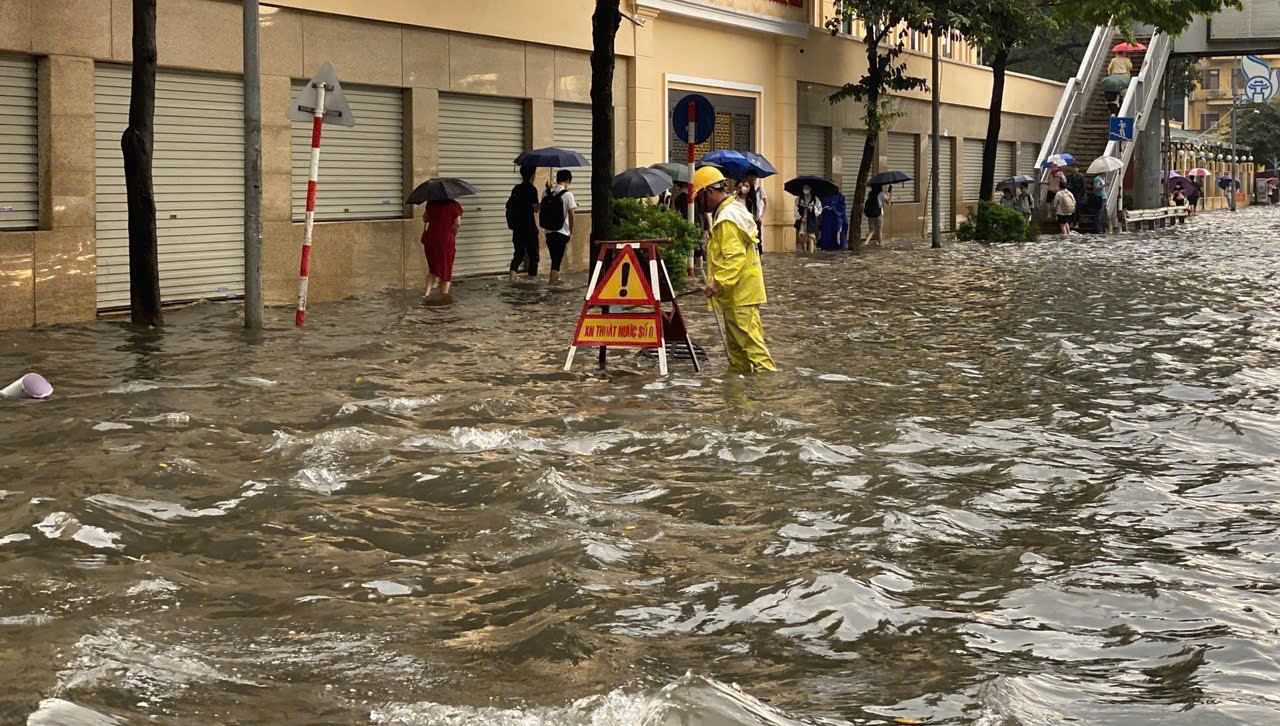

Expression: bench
xmin=1119 ymin=206 xmax=1189 ymax=232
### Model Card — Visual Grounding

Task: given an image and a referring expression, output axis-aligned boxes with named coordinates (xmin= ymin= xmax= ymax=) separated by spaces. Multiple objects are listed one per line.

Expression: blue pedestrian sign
xmin=1109 ymin=116 xmax=1135 ymax=142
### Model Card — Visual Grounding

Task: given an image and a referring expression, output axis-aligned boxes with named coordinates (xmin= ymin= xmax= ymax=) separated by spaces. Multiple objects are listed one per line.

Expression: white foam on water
xmin=338 ymin=396 xmax=442 ymax=417
xmin=26 ymin=698 xmax=125 ymax=726
xmin=55 ymin=627 xmax=266 ymax=704
xmin=0 ymin=532 xmax=31 ymax=546
xmin=233 ymin=376 xmax=279 ymax=387
xmin=91 ymin=422 xmax=133 ymax=432
xmin=129 ymin=412 xmax=192 ymax=427
xmin=362 ymin=580 xmax=415 ymax=597
xmin=124 ymin=578 xmax=181 ymax=597
xmin=0 ymin=613 xmax=57 ymax=627
xmin=87 ymin=494 xmax=231 ymax=521
xmin=33 ymin=512 xmax=122 ymax=551
xmin=369 ymin=673 xmax=809 ymax=726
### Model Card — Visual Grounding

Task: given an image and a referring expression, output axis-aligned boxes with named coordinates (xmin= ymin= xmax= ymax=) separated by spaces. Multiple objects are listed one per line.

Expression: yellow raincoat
xmin=707 ymin=196 xmax=776 ymax=373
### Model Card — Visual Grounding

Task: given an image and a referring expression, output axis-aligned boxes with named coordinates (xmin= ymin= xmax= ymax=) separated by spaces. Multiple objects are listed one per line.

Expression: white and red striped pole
xmin=687 ymin=99 xmax=696 ymax=226
xmin=296 ymin=82 xmax=327 ymax=327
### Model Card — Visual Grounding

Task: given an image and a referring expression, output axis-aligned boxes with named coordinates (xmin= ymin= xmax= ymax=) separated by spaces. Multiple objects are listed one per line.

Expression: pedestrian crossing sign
xmin=586 ymin=246 xmax=656 ymax=306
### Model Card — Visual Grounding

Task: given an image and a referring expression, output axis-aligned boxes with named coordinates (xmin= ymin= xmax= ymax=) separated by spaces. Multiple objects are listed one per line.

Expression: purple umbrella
xmin=1168 ymin=176 xmax=1195 ymax=195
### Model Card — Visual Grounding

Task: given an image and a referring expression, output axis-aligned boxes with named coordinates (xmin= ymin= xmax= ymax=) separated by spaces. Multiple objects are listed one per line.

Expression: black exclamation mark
xmin=619 ymin=263 xmax=631 ymax=297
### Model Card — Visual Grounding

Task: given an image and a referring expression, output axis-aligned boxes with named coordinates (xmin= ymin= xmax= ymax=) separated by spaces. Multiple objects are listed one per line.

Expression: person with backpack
xmin=862 ymin=183 xmax=890 ymax=247
xmin=505 ymin=165 xmax=540 ymax=281
xmin=539 ymin=169 xmax=577 ymax=285
xmin=1052 ymin=182 xmax=1076 ymax=236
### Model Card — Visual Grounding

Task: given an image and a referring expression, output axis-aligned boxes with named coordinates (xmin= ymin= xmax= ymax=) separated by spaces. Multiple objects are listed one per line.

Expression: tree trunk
xmin=979 ymin=48 xmax=1009 ymax=203
xmin=590 ymin=0 xmax=621 ymax=256
xmin=124 ymin=0 xmax=162 ymax=326
xmin=849 ymin=37 xmax=881 ymax=251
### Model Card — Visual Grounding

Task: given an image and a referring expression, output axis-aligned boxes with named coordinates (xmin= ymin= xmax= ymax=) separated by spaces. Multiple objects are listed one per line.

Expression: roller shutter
xmin=925 ymin=136 xmax=955 ymax=233
xmin=95 ymin=65 xmax=244 ymax=309
xmin=886 ymin=133 xmax=917 ymax=202
xmin=0 ymin=55 xmax=38 ymax=231
xmin=996 ymin=141 xmax=1016 ymax=180
xmin=840 ymin=129 xmax=867 ymax=189
xmin=796 ymin=125 xmax=829 ymax=178
xmin=553 ymin=102 xmax=592 ymax=211
xmin=1021 ymin=142 xmax=1041 ymax=177
xmin=439 ymin=93 xmax=525 ymax=277
xmin=291 ymin=82 xmax=404 ymax=221
xmin=962 ymin=139 xmax=983 ymax=200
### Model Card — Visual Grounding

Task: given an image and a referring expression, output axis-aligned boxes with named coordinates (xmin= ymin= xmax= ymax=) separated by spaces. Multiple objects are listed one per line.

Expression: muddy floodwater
xmin=3 ymin=209 xmax=1280 ymax=725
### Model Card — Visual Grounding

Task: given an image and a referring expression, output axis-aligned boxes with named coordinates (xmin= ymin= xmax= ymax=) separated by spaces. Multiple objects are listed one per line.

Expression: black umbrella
xmin=868 ymin=171 xmax=912 ymax=186
xmin=1218 ymin=176 xmax=1241 ymax=190
xmin=513 ymin=147 xmax=588 ymax=168
xmin=613 ymin=168 xmax=673 ymax=199
xmin=407 ymin=177 xmax=479 ymax=204
xmin=996 ymin=174 xmax=1035 ymax=191
xmin=784 ymin=175 xmax=839 ymax=198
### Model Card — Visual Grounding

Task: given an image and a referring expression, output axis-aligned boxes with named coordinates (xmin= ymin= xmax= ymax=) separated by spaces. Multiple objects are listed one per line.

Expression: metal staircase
xmin=1034 ymin=26 xmax=1172 ymax=225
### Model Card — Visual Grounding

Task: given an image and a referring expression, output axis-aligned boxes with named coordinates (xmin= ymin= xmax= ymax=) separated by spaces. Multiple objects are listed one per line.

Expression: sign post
xmin=286 ymin=63 xmax=355 ymax=327
xmin=672 ymin=94 xmax=715 ymax=226
xmin=565 ymin=240 xmax=700 ymax=375
xmin=1108 ymin=117 xmax=1135 ymax=227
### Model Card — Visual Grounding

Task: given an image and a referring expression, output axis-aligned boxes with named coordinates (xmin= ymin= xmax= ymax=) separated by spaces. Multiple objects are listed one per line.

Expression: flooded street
xmin=3 ymin=208 xmax=1280 ymax=725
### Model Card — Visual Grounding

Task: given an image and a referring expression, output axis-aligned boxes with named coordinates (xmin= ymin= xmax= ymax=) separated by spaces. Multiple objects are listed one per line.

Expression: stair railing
xmin=1101 ymin=31 xmax=1172 ymax=218
xmin=1034 ymin=24 xmax=1114 ymax=198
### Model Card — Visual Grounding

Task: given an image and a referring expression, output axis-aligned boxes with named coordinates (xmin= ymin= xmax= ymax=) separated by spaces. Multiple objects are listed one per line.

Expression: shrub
xmin=955 ymin=200 xmax=1035 ymax=243
xmin=610 ymin=198 xmax=702 ymax=289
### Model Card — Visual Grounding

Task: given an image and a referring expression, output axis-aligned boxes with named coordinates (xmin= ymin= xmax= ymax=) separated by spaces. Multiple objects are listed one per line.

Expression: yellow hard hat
xmin=692 ymin=166 xmax=727 ymax=193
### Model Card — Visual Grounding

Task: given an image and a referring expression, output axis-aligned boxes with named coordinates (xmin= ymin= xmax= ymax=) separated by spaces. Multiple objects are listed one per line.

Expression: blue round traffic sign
xmin=673 ymin=94 xmax=715 ymax=145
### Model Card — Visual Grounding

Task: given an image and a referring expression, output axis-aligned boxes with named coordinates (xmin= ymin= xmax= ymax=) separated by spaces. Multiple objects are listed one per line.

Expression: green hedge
xmin=610 ymin=199 xmax=702 ymax=289
xmin=955 ymin=200 xmax=1037 ymax=243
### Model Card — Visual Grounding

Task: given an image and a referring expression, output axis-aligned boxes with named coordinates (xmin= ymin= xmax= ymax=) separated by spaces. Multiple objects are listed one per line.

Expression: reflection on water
xmin=2 ymin=208 xmax=1279 ymax=724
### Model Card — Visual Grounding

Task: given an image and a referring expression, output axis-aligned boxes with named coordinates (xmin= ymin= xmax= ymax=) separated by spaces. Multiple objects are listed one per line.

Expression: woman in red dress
xmin=422 ymin=199 xmax=463 ymax=297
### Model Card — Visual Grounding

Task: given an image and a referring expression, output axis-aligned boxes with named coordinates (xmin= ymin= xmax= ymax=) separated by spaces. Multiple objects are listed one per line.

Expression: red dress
xmin=422 ymin=200 xmax=462 ymax=282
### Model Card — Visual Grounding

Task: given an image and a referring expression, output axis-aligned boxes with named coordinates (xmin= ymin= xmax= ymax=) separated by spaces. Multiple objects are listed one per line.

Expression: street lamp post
xmin=1230 ymin=94 xmax=1238 ymax=212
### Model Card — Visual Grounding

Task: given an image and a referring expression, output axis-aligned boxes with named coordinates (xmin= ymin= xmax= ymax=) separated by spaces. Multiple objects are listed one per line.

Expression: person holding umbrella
xmin=744 ymin=170 xmax=768 ymax=255
xmin=794 ymin=184 xmax=823 ymax=252
xmin=506 ymin=165 xmax=541 ymax=281
xmin=863 ymin=183 xmax=891 ymax=247
xmin=422 ymin=191 xmax=463 ymax=298
xmin=694 ymin=166 xmax=775 ymax=373
xmin=407 ymin=177 xmax=478 ymax=299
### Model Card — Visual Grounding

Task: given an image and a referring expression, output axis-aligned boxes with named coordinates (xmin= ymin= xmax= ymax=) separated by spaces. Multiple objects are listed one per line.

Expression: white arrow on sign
xmin=286 ymin=62 xmax=356 ymax=127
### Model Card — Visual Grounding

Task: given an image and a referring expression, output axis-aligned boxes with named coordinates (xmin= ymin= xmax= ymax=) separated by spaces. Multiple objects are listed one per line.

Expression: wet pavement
xmin=2 ymin=207 xmax=1279 ymax=725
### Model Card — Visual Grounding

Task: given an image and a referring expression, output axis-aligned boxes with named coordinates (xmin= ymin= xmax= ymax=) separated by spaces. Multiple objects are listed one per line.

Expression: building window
xmin=841 ymin=14 xmax=853 ymax=35
xmin=1232 ymin=67 xmax=1245 ymax=92
xmin=1203 ymin=69 xmax=1220 ymax=91
xmin=1201 ymin=113 xmax=1220 ymax=130
xmin=940 ymin=33 xmax=953 ymax=59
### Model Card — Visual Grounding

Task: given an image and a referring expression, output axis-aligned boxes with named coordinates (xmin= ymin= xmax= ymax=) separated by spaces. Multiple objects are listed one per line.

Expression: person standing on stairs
xmin=1066 ymin=166 xmax=1087 ymax=230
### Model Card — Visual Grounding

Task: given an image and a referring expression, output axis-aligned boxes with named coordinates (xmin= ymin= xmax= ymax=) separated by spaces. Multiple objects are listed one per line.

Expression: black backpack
xmin=863 ymin=192 xmax=881 ymax=219
xmin=505 ymin=185 xmax=522 ymax=230
xmin=540 ymin=189 xmax=568 ymax=231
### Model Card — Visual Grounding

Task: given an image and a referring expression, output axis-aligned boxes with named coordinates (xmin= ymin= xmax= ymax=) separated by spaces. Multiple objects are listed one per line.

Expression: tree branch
xmin=1007 ymin=40 xmax=1089 ymax=67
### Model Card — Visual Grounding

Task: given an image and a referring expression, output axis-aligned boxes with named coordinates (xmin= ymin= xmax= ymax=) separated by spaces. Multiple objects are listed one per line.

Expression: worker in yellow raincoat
xmin=692 ymin=166 xmax=776 ymax=373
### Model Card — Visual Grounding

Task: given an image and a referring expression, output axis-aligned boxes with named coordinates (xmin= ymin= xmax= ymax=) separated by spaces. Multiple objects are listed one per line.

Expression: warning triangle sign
xmin=287 ymin=63 xmax=357 ymax=127
xmin=588 ymin=247 xmax=656 ymax=306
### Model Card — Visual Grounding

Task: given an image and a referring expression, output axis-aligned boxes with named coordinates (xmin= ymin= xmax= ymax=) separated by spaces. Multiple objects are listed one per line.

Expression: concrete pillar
xmin=33 ymin=55 xmax=96 ymax=325
xmin=1134 ymin=100 xmax=1162 ymax=209
xmin=773 ymin=37 xmax=801 ymax=252
xmin=629 ymin=7 xmax=661 ymax=168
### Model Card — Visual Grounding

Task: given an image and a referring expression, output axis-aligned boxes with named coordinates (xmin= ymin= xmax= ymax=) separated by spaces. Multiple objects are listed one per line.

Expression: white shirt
xmin=548 ymin=185 xmax=578 ymax=237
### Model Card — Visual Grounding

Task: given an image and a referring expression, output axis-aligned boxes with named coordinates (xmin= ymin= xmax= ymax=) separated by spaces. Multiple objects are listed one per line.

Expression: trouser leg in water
xmin=721 ymin=304 xmax=776 ymax=373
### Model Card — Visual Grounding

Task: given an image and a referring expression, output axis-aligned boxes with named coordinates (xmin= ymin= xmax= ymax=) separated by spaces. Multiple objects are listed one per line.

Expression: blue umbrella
xmin=743 ymin=152 xmax=777 ymax=177
xmin=1040 ymin=153 xmax=1076 ymax=168
xmin=513 ymin=147 xmax=588 ymax=168
xmin=703 ymin=150 xmax=751 ymax=179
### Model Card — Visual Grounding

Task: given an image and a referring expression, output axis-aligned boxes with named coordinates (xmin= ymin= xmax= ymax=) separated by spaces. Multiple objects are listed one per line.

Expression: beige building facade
xmin=0 ymin=0 xmax=1065 ymax=330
